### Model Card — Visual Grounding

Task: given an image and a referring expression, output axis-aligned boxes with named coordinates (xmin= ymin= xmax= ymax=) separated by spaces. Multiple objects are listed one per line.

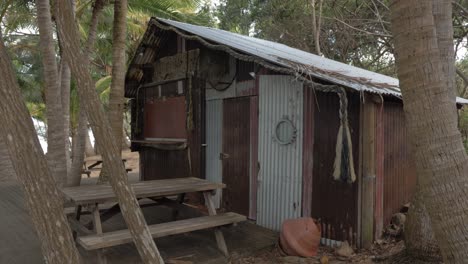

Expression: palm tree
xmin=391 ymin=0 xmax=468 ymax=261
xmin=36 ymin=0 xmax=67 ymax=186
xmin=0 ymin=29 xmax=81 ymax=264
xmin=56 ymin=1 xmax=164 ymax=261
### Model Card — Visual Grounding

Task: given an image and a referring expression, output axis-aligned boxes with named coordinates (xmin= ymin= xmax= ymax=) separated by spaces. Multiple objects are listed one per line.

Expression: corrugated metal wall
xmin=140 ymin=147 xmax=191 ymax=180
xmin=140 ymin=78 xmax=204 ymax=184
xmin=311 ymin=92 xmax=360 ymax=247
xmin=205 ymin=99 xmax=223 ymax=208
xmin=383 ymin=102 xmax=417 ymax=225
xmin=222 ymin=97 xmax=251 ymax=216
xmin=143 ymin=96 xmax=187 ymax=139
xmin=257 ymin=75 xmax=303 ymax=230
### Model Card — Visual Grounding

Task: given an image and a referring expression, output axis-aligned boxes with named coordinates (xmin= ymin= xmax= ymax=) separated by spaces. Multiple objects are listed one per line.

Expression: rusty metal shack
xmin=125 ymin=18 xmax=468 ymax=248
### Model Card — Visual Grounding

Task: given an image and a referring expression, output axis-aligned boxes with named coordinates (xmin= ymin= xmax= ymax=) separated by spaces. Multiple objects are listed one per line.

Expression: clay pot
xmin=279 ymin=217 xmax=321 ymax=257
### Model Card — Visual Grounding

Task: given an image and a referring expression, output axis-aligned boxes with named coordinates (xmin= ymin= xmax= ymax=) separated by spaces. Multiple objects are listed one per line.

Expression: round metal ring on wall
xmin=274 ymin=118 xmax=297 ymax=145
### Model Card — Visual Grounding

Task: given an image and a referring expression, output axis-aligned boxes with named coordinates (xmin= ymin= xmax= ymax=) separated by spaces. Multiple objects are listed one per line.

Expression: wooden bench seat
xmin=78 ymin=212 xmax=246 ymax=250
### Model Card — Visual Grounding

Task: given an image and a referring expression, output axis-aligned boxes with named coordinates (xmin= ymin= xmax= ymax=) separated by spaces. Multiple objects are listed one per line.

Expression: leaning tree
xmin=391 ymin=0 xmax=468 ymax=261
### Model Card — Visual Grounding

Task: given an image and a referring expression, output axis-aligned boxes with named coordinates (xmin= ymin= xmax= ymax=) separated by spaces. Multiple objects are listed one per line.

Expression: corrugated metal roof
xmin=156 ymin=18 xmax=402 ymax=96
xmin=128 ymin=17 xmax=468 ymax=104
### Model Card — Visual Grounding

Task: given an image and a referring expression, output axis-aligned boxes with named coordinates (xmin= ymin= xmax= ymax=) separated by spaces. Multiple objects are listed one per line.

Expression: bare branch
xmin=323 ymin=16 xmax=392 ymax=38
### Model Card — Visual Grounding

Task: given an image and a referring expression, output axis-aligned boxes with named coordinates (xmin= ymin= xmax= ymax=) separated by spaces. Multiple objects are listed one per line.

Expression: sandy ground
xmin=0 ymin=149 xmax=434 ymax=263
xmin=83 ymin=149 xmax=140 ymax=178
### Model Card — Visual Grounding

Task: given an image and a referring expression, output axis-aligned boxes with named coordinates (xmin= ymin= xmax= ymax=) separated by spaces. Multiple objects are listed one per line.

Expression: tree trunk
xmin=56 ymin=1 xmax=164 ymax=263
xmin=85 ymin=130 xmax=95 ymax=156
xmin=69 ymin=108 xmax=87 ymax=187
xmin=391 ymin=1 xmax=468 ymax=261
xmin=404 ymin=184 xmax=440 ymax=261
xmin=0 ymin=32 xmax=81 ymax=264
xmin=0 ymin=136 xmax=16 ymax=182
xmin=68 ymin=0 xmax=105 ymax=186
xmin=99 ymin=0 xmax=128 ymax=183
xmin=60 ymin=61 xmax=72 ymax=174
xmin=122 ymin=127 xmax=131 ymax=149
xmin=311 ymin=0 xmax=323 ymax=55
xmin=36 ymin=0 xmax=67 ymax=186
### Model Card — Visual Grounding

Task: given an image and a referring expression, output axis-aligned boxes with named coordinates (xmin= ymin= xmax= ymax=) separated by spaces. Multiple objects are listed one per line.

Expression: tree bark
xmin=0 ymin=33 xmax=81 ymax=264
xmin=99 ymin=0 xmax=128 ymax=183
xmin=55 ymin=1 xmax=164 ymax=263
xmin=68 ymin=0 xmax=105 ymax=186
xmin=311 ymin=0 xmax=323 ymax=55
xmin=36 ymin=0 xmax=67 ymax=186
xmin=0 ymin=136 xmax=16 ymax=182
xmin=391 ymin=1 xmax=468 ymax=262
xmin=404 ymin=184 xmax=440 ymax=261
xmin=60 ymin=61 xmax=72 ymax=174
xmin=85 ymin=130 xmax=96 ymax=156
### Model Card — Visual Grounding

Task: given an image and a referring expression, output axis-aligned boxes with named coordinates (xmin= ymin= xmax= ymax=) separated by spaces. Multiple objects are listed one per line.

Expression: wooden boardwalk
xmin=0 ymin=179 xmax=277 ymax=264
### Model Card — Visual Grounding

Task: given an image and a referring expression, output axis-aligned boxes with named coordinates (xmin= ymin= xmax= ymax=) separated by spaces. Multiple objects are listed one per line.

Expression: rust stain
xmin=311 ymin=92 xmax=360 ymax=246
xmin=383 ymin=102 xmax=417 ymax=225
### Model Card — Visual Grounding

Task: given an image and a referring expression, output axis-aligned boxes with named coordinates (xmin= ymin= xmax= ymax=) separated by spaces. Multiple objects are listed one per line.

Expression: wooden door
xmin=221 ymin=97 xmax=250 ymax=216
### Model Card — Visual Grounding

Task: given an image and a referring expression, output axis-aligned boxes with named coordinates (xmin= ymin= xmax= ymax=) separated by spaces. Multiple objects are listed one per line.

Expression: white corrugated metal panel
xmin=257 ymin=75 xmax=303 ymax=230
xmin=205 ymin=99 xmax=223 ymax=208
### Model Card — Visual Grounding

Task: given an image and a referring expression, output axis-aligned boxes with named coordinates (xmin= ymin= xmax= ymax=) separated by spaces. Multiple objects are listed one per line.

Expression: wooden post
xmin=72 ymin=205 xmax=82 ymax=240
xmin=360 ymin=95 xmax=377 ymax=248
xmin=374 ymin=99 xmax=384 ymax=240
xmin=203 ymin=192 xmax=229 ymax=256
xmin=302 ymin=86 xmax=315 ymax=217
xmin=92 ymin=204 xmax=107 ymax=264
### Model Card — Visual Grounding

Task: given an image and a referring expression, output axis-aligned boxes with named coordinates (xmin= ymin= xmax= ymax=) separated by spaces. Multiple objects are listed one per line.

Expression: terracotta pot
xmin=279 ymin=217 xmax=321 ymax=257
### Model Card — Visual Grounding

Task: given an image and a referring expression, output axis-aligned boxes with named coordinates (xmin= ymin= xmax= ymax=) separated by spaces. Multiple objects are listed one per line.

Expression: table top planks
xmin=61 ymin=177 xmax=225 ymax=205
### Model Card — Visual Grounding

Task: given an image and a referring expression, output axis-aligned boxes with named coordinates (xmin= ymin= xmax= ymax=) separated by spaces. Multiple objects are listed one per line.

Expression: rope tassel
xmin=333 ymin=88 xmax=356 ymax=183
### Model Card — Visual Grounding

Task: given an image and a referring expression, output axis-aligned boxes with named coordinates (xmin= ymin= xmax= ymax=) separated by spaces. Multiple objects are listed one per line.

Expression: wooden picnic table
xmin=61 ymin=177 xmax=245 ymax=263
xmin=82 ymin=158 xmax=131 ymax=177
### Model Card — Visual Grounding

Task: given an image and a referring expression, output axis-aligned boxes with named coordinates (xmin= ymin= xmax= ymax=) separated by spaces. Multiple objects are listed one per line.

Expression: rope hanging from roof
xmin=150 ymin=19 xmax=356 ymax=183
xmin=333 ymin=87 xmax=356 ymax=183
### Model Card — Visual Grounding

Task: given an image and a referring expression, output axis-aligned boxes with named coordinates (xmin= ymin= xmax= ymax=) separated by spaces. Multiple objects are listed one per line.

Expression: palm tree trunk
xmin=68 ymin=0 xmax=106 ymax=186
xmin=36 ymin=0 xmax=67 ymax=187
xmin=85 ymin=130 xmax=95 ymax=156
xmin=60 ymin=61 xmax=72 ymax=174
xmin=0 ymin=32 xmax=81 ymax=264
xmin=404 ymin=184 xmax=440 ymax=261
xmin=69 ymin=108 xmax=87 ymax=186
xmin=56 ymin=1 xmax=164 ymax=262
xmin=391 ymin=1 xmax=468 ymax=261
xmin=0 ymin=136 xmax=16 ymax=182
xmin=99 ymin=0 xmax=128 ymax=183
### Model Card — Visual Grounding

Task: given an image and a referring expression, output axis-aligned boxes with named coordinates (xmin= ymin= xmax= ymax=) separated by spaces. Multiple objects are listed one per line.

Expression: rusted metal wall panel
xmin=143 ymin=96 xmax=187 ymax=139
xmin=383 ymin=102 xmax=416 ymax=225
xmin=140 ymin=78 xmax=204 ymax=183
xmin=222 ymin=97 xmax=251 ymax=216
xmin=302 ymin=86 xmax=315 ymax=218
xmin=205 ymin=99 xmax=223 ymax=208
xmin=140 ymin=147 xmax=190 ymax=180
xmin=311 ymin=92 xmax=360 ymax=247
xmin=257 ymin=75 xmax=303 ymax=231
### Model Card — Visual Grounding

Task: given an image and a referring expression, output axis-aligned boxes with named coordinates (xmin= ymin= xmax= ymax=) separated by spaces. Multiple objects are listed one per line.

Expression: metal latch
xmin=219 ymin=153 xmax=230 ymax=160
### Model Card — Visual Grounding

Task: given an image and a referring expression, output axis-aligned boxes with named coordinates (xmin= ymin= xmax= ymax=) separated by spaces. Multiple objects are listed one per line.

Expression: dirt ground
xmin=79 ymin=150 xmax=437 ymax=264
xmin=229 ymin=236 xmax=444 ymax=264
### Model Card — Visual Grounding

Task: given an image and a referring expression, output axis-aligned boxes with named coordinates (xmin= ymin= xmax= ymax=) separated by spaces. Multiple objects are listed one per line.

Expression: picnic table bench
xmin=82 ymin=158 xmax=132 ymax=177
xmin=61 ymin=177 xmax=245 ymax=262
